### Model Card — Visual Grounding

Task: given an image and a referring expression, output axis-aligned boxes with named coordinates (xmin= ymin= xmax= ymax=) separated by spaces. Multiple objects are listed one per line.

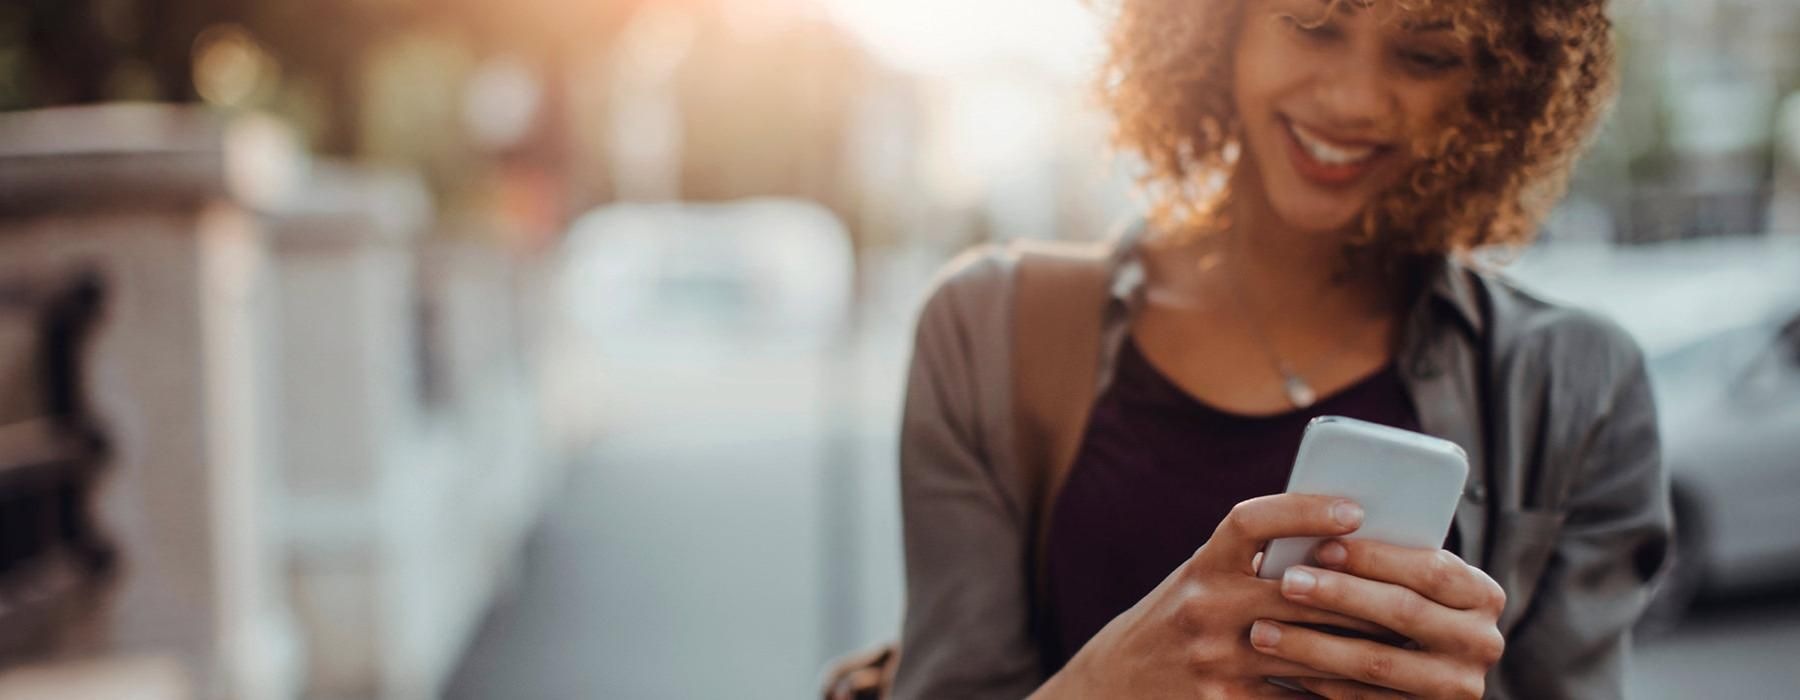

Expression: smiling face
xmin=1232 ymin=0 xmax=1475 ymax=236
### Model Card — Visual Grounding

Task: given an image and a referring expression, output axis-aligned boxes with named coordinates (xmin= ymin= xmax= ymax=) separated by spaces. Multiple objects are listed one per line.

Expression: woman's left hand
xmin=1248 ymin=539 xmax=1507 ymax=699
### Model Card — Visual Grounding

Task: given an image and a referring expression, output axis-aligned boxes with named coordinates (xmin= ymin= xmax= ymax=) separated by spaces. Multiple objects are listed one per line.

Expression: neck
xmin=1218 ymin=159 xmax=1398 ymax=322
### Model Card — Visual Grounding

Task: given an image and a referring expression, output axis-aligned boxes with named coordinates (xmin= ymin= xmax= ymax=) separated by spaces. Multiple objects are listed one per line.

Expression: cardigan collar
xmin=1099 ymin=218 xmax=1485 ymax=342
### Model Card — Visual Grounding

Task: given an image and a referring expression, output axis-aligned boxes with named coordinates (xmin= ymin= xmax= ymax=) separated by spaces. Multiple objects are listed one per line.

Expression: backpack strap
xmin=818 ymin=238 xmax=1117 ymax=700
xmin=1009 ymin=239 xmax=1114 ymax=634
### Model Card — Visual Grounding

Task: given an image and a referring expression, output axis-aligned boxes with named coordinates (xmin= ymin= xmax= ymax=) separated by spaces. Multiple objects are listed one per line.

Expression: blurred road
xmin=1628 ymin=593 xmax=1800 ymax=698
xmin=443 ymin=418 xmax=835 ymax=699
xmin=445 ymin=319 xmax=911 ymax=699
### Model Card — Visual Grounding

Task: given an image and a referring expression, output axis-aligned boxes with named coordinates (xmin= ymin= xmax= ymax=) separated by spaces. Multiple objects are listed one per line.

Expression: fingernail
xmin=1316 ymin=540 xmax=1348 ymax=566
xmin=1250 ymin=620 xmax=1281 ymax=647
xmin=1283 ymin=567 xmax=1316 ymax=595
xmin=1332 ymin=501 xmax=1364 ymax=528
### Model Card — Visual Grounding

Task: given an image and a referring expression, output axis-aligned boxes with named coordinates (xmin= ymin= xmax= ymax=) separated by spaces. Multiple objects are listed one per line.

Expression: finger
xmin=1277 ymin=565 xmax=1500 ymax=654
xmin=1197 ymin=494 xmax=1364 ymax=572
xmin=1249 ymin=619 xmax=1481 ymax=699
xmin=1241 ymin=648 xmax=1351 ymax=681
xmin=1243 ymin=579 xmax=1402 ymax=639
xmin=1295 ymin=676 xmax=1409 ymax=699
xmin=1232 ymin=678 xmax=1317 ymax=698
xmin=1237 ymin=641 xmax=1360 ymax=685
xmin=1315 ymin=539 xmax=1505 ymax=614
xmin=1240 ymin=677 xmax=1321 ymax=698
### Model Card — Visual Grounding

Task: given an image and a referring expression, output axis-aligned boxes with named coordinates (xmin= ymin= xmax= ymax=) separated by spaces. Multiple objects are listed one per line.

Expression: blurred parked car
xmin=558 ymin=198 xmax=855 ymax=358
xmin=1508 ymin=234 xmax=1800 ymax=627
xmin=1646 ymin=307 xmax=1800 ymax=623
xmin=545 ymin=198 xmax=858 ymax=439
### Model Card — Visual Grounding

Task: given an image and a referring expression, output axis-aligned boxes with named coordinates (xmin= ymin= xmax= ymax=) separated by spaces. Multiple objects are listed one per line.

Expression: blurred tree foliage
xmin=0 ymin=0 xmax=639 ymax=148
xmin=0 ymin=0 xmax=642 ymax=228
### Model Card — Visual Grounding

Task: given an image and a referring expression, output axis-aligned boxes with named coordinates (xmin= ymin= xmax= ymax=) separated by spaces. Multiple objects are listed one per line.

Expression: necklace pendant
xmin=1283 ymin=375 xmax=1317 ymax=409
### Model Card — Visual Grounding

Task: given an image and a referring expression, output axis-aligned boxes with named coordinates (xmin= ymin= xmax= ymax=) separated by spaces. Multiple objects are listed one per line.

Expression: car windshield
xmin=1648 ymin=321 xmax=1777 ymax=406
xmin=1649 ymin=310 xmax=1800 ymax=413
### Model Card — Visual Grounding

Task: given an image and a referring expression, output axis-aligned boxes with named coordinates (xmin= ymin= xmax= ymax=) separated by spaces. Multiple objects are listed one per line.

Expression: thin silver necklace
xmin=1221 ymin=258 xmax=1326 ymax=409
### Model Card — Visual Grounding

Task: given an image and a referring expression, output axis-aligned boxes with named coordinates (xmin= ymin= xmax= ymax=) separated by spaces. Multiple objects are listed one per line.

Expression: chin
xmin=1263 ymin=187 xmax=1369 ymax=236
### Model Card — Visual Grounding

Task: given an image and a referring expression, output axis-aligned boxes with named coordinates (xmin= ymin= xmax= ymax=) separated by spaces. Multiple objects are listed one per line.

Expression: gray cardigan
xmin=894 ymin=229 xmax=1672 ymax=699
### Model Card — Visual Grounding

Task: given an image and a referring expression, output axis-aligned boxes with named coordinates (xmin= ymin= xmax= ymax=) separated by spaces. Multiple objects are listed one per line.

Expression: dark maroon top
xmin=1042 ymin=337 xmax=1435 ymax=671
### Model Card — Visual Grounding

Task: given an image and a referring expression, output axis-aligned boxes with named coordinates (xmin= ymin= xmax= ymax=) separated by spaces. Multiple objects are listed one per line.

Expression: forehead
xmin=1275 ymin=0 xmax=1466 ymax=29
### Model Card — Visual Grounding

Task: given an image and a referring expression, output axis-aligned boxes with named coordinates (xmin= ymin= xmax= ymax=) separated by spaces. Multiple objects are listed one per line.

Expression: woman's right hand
xmin=1032 ymin=494 xmax=1377 ymax=699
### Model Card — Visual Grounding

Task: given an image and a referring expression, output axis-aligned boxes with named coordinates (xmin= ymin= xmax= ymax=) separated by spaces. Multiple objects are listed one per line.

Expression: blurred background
xmin=0 ymin=0 xmax=1796 ymax=698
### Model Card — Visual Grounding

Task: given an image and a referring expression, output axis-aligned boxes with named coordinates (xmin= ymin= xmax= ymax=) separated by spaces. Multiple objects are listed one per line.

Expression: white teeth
xmin=1289 ymin=121 xmax=1377 ymax=165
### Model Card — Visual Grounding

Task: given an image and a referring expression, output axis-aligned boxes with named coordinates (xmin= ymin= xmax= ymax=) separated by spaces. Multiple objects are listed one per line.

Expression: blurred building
xmin=1579 ymin=0 xmax=1800 ymax=242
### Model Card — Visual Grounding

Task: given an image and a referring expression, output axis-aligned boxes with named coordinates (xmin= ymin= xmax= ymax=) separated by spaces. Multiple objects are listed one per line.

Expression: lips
xmin=1280 ymin=116 xmax=1390 ymax=188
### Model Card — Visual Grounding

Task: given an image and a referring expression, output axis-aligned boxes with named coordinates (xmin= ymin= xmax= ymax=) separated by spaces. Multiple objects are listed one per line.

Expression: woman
xmin=893 ymin=0 xmax=1670 ymax=698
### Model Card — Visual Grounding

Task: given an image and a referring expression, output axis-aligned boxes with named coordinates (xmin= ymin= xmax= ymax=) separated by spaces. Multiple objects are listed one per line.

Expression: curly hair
xmin=1099 ymin=0 xmax=1617 ymax=255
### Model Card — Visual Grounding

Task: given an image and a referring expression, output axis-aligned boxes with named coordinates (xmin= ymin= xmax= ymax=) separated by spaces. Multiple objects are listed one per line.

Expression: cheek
xmin=1232 ymin=21 xmax=1298 ymax=120
xmin=1231 ymin=51 xmax=1264 ymax=121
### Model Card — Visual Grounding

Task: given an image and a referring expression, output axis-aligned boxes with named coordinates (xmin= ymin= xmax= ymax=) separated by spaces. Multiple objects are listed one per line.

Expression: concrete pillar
xmin=264 ymin=163 xmax=444 ymax=700
xmin=0 ymin=104 xmax=306 ymax=700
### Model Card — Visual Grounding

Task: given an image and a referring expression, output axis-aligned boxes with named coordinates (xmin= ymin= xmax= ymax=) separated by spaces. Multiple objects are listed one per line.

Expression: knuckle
xmin=1175 ymin=589 xmax=1212 ymax=634
xmin=1426 ymin=550 xmax=1460 ymax=594
xmin=1475 ymin=626 xmax=1507 ymax=665
xmin=1185 ymin=640 xmax=1228 ymax=674
xmin=1359 ymin=652 xmax=1395 ymax=685
xmin=1184 ymin=648 xmax=1209 ymax=675
xmin=1198 ymin=682 xmax=1237 ymax=700
xmin=1451 ymin=676 xmax=1487 ymax=700
xmin=1393 ymin=590 xmax=1429 ymax=628
xmin=1485 ymin=580 xmax=1509 ymax=613
xmin=1222 ymin=501 xmax=1257 ymax=537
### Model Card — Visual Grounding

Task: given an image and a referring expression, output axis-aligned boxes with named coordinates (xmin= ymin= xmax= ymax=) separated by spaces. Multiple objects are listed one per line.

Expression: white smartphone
xmin=1256 ymin=416 xmax=1468 ymax=580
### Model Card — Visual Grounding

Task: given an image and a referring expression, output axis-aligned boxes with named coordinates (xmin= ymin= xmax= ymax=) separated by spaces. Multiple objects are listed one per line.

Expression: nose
xmin=1314 ymin=55 xmax=1395 ymax=130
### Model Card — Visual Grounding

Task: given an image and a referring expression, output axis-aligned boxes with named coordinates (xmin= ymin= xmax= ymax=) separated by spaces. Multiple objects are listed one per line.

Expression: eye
xmin=1280 ymin=13 xmax=1343 ymax=43
xmin=1399 ymin=49 xmax=1464 ymax=74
